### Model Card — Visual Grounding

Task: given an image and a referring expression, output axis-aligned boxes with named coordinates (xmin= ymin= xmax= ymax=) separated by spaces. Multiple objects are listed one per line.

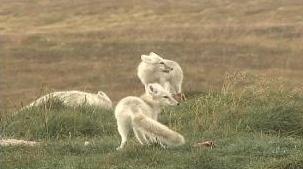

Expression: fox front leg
xmin=161 ymin=81 xmax=172 ymax=93
xmin=116 ymin=119 xmax=130 ymax=150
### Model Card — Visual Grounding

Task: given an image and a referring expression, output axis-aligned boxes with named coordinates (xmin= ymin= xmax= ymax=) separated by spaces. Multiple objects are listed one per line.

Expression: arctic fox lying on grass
xmin=137 ymin=52 xmax=185 ymax=101
xmin=115 ymin=83 xmax=185 ymax=150
xmin=22 ymin=90 xmax=113 ymax=110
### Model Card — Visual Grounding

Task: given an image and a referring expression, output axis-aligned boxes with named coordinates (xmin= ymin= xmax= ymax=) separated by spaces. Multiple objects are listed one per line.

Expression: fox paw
xmin=116 ymin=147 xmax=123 ymax=150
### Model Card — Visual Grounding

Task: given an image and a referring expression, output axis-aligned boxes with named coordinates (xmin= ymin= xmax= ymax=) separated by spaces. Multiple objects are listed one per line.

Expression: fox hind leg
xmin=133 ymin=128 xmax=149 ymax=145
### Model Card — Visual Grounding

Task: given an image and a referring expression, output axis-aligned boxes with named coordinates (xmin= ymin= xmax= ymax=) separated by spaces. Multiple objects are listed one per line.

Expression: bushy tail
xmin=132 ymin=114 xmax=185 ymax=147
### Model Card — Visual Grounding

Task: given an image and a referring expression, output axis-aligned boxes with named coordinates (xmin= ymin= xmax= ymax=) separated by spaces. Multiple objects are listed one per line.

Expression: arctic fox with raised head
xmin=22 ymin=90 xmax=113 ymax=110
xmin=115 ymin=83 xmax=185 ymax=150
xmin=137 ymin=52 xmax=185 ymax=101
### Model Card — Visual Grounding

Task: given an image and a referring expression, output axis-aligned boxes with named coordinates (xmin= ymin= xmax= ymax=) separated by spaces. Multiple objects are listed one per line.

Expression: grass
xmin=1 ymin=0 xmax=303 ymax=111
xmin=1 ymin=0 xmax=303 ymax=168
xmin=1 ymin=73 xmax=303 ymax=169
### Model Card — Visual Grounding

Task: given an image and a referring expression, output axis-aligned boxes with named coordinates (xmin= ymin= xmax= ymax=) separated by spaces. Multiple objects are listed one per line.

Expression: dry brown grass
xmin=1 ymin=0 xmax=303 ymax=111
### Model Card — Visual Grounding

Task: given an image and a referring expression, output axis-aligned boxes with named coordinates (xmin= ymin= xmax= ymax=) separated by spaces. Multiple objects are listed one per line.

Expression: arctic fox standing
xmin=137 ymin=52 xmax=185 ymax=101
xmin=22 ymin=90 xmax=113 ymax=110
xmin=115 ymin=83 xmax=185 ymax=150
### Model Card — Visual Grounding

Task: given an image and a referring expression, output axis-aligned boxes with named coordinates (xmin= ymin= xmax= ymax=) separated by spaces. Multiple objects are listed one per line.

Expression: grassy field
xmin=1 ymin=0 xmax=303 ymax=111
xmin=1 ymin=74 xmax=303 ymax=169
xmin=1 ymin=0 xmax=303 ymax=168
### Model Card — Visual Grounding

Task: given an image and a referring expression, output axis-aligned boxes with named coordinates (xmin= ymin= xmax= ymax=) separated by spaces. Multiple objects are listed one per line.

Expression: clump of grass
xmin=1 ymin=86 xmax=116 ymax=140
xmin=2 ymin=102 xmax=115 ymax=140
xmin=261 ymin=153 xmax=303 ymax=169
xmin=243 ymin=102 xmax=303 ymax=136
xmin=165 ymin=72 xmax=303 ymax=138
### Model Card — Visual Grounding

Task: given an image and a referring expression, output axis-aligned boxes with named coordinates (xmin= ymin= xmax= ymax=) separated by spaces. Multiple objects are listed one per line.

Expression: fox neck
xmin=142 ymin=62 xmax=162 ymax=74
xmin=140 ymin=93 xmax=162 ymax=112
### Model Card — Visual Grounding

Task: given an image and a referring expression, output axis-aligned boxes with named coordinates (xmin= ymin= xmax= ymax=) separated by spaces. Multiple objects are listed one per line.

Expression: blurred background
xmin=1 ymin=0 xmax=303 ymax=111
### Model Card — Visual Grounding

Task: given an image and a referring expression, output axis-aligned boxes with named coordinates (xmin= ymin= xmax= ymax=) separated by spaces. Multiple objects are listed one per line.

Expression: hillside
xmin=1 ymin=0 xmax=303 ymax=111
xmin=1 ymin=74 xmax=303 ymax=168
xmin=1 ymin=1 xmax=303 ymax=168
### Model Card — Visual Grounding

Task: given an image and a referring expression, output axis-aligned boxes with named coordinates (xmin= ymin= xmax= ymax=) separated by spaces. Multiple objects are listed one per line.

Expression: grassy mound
xmin=1 ymin=105 xmax=115 ymax=140
xmin=1 ymin=73 xmax=303 ymax=169
xmin=163 ymin=73 xmax=303 ymax=138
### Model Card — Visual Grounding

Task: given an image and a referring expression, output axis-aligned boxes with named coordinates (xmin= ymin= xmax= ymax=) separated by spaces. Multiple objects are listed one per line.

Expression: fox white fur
xmin=22 ymin=90 xmax=113 ymax=110
xmin=137 ymin=52 xmax=184 ymax=95
xmin=115 ymin=83 xmax=185 ymax=150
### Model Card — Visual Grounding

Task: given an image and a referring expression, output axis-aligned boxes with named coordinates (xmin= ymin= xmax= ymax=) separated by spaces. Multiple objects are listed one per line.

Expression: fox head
xmin=97 ymin=91 xmax=112 ymax=104
xmin=146 ymin=83 xmax=179 ymax=106
xmin=172 ymin=93 xmax=186 ymax=102
xmin=141 ymin=52 xmax=173 ymax=73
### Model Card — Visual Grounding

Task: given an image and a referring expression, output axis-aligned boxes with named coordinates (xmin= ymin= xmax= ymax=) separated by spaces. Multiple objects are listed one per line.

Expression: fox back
xmin=23 ymin=90 xmax=113 ymax=110
xmin=137 ymin=52 xmax=184 ymax=94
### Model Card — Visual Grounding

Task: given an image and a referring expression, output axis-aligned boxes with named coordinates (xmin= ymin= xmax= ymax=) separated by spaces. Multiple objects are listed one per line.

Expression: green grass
xmin=2 ymin=0 xmax=303 ymax=111
xmin=1 ymin=1 xmax=303 ymax=168
xmin=1 ymin=74 xmax=303 ymax=169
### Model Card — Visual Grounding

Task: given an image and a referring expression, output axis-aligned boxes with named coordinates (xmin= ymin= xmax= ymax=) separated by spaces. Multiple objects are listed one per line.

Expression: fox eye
xmin=159 ymin=62 xmax=164 ymax=65
xmin=163 ymin=96 xmax=169 ymax=99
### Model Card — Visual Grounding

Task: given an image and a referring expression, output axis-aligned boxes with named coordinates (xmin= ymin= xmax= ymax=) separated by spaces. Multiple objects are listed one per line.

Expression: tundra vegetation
xmin=1 ymin=73 xmax=303 ymax=169
xmin=1 ymin=0 xmax=303 ymax=168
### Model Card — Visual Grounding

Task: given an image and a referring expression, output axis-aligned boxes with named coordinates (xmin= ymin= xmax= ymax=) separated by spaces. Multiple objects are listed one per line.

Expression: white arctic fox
xmin=22 ymin=90 xmax=113 ymax=110
xmin=115 ymin=83 xmax=185 ymax=150
xmin=137 ymin=52 xmax=185 ymax=101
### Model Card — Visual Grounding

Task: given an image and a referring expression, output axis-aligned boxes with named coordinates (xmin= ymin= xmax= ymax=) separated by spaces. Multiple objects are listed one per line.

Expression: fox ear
xmin=97 ymin=91 xmax=105 ymax=96
xmin=149 ymin=52 xmax=157 ymax=56
xmin=149 ymin=52 xmax=155 ymax=55
xmin=146 ymin=84 xmax=159 ymax=96
xmin=141 ymin=55 xmax=154 ymax=63
xmin=149 ymin=52 xmax=163 ymax=59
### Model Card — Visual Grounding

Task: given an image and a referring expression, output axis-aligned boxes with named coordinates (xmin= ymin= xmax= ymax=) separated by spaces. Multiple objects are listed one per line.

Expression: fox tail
xmin=132 ymin=114 xmax=185 ymax=147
